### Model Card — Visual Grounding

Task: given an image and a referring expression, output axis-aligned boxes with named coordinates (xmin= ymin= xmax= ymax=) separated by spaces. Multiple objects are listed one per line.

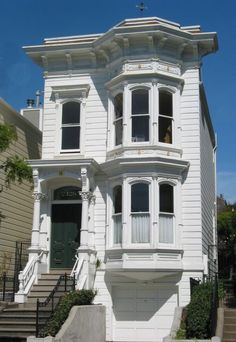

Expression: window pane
xmin=113 ymin=186 xmax=122 ymax=213
xmin=132 ymin=116 xmax=149 ymax=142
xmin=159 ymin=117 xmax=172 ymax=144
xmin=62 ymin=102 xmax=80 ymax=124
xmin=54 ymin=186 xmax=81 ymax=200
xmin=132 ymin=89 xmax=149 ymax=114
xmin=131 ymin=183 xmax=149 ymax=212
xmin=132 ymin=213 xmax=150 ymax=243
xmin=160 ymin=184 xmax=173 ymax=213
xmin=62 ymin=126 xmax=80 ymax=149
xmin=159 ymin=91 xmax=172 ymax=117
xmin=114 ymin=93 xmax=123 ymax=119
xmin=159 ymin=214 xmax=174 ymax=244
xmin=115 ymin=119 xmax=123 ymax=146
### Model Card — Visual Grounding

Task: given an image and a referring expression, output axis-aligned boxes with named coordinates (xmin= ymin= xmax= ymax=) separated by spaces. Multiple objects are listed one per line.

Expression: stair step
xmin=224 ymin=323 xmax=236 ymax=332
xmin=224 ymin=332 xmax=236 ymax=339
xmin=225 ymin=309 xmax=236 ymax=317
xmin=224 ymin=316 xmax=236 ymax=324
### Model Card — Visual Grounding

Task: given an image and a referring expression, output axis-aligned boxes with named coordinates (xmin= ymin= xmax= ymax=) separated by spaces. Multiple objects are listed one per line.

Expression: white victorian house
xmin=15 ymin=17 xmax=218 ymax=342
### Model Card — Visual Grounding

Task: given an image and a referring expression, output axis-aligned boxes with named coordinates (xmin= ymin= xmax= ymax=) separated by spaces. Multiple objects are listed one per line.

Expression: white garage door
xmin=112 ymin=285 xmax=177 ymax=342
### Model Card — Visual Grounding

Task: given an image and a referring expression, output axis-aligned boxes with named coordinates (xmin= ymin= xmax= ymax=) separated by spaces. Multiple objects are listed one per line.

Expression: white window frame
xmin=113 ymin=93 xmax=123 ymax=147
xmin=60 ymin=100 xmax=81 ymax=153
xmin=129 ymin=85 xmax=152 ymax=145
xmin=128 ymin=179 xmax=152 ymax=247
xmin=157 ymin=180 xmax=177 ymax=248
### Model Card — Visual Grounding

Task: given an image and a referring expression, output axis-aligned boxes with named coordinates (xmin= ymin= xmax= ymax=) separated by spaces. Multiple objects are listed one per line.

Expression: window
xmin=159 ymin=90 xmax=173 ymax=144
xmin=113 ymin=185 xmax=122 ymax=244
xmin=114 ymin=93 xmax=123 ymax=146
xmin=61 ymin=102 xmax=80 ymax=150
xmin=131 ymin=89 xmax=149 ymax=142
xmin=159 ymin=184 xmax=174 ymax=244
xmin=131 ymin=183 xmax=150 ymax=243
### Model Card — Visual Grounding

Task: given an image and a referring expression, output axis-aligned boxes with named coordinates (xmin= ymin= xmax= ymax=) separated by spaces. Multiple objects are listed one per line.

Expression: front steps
xmin=0 ymin=270 xmax=72 ymax=340
xmin=223 ymin=309 xmax=236 ymax=342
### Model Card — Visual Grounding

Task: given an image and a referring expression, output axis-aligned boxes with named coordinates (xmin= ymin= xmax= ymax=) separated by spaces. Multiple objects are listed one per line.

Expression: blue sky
xmin=0 ymin=0 xmax=235 ymax=202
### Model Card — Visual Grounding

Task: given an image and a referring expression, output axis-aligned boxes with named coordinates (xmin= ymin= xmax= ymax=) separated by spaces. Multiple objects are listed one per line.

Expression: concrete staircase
xmin=0 ymin=270 xmax=72 ymax=341
xmin=223 ymin=309 xmax=236 ymax=342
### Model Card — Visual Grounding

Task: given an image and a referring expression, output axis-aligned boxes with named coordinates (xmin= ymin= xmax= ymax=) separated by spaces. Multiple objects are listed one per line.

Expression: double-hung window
xmin=113 ymin=185 xmax=122 ymax=244
xmin=131 ymin=183 xmax=150 ymax=243
xmin=61 ymin=101 xmax=80 ymax=151
xmin=113 ymin=93 xmax=123 ymax=146
xmin=159 ymin=90 xmax=173 ymax=144
xmin=131 ymin=89 xmax=149 ymax=142
xmin=159 ymin=183 xmax=174 ymax=244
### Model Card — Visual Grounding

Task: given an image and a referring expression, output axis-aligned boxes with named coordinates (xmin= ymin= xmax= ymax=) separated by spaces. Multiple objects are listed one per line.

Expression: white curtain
xmin=113 ymin=214 xmax=122 ymax=244
xmin=132 ymin=213 xmax=150 ymax=243
xmin=159 ymin=213 xmax=174 ymax=244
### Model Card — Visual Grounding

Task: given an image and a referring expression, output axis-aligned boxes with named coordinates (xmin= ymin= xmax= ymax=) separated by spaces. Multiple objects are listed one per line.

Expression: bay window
xmin=131 ymin=183 xmax=150 ymax=243
xmin=131 ymin=89 xmax=149 ymax=142
xmin=159 ymin=183 xmax=174 ymax=244
xmin=61 ymin=101 xmax=80 ymax=151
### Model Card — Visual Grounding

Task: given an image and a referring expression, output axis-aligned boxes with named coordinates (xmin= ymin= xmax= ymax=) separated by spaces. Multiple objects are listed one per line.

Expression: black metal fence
xmin=13 ymin=240 xmax=30 ymax=294
xmin=36 ymin=273 xmax=75 ymax=337
xmin=0 ymin=272 xmax=14 ymax=301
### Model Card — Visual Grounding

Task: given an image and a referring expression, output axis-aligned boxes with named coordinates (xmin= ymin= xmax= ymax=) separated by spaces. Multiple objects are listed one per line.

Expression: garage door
xmin=112 ymin=285 xmax=177 ymax=342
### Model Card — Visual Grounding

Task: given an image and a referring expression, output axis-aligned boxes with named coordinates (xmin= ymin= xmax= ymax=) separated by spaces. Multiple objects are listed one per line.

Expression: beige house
xmin=0 ymin=98 xmax=41 ymax=275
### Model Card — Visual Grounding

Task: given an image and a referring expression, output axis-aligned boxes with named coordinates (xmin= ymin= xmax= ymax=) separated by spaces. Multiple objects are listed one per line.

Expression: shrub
xmin=41 ymin=289 xmax=97 ymax=337
xmin=186 ymin=282 xmax=212 ymax=339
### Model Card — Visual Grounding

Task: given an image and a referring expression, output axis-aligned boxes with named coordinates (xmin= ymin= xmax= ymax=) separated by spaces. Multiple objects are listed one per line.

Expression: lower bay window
xmin=110 ymin=179 xmax=177 ymax=248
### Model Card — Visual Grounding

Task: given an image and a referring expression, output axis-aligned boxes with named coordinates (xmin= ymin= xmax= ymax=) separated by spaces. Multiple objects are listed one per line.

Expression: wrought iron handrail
xmin=210 ymin=274 xmax=219 ymax=337
xmin=36 ymin=273 xmax=75 ymax=337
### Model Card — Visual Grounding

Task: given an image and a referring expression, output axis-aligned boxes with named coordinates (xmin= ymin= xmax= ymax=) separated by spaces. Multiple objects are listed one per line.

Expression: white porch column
xmin=79 ymin=191 xmax=91 ymax=249
xmin=29 ymin=169 xmax=47 ymax=251
xmin=89 ymin=195 xmax=96 ymax=249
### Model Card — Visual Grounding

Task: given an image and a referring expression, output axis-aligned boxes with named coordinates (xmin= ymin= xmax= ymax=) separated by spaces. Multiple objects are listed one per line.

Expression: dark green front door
xmin=50 ymin=203 xmax=81 ymax=269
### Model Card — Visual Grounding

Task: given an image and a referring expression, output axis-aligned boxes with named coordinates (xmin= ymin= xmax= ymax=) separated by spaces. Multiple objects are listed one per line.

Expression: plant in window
xmin=159 ymin=91 xmax=173 ymax=144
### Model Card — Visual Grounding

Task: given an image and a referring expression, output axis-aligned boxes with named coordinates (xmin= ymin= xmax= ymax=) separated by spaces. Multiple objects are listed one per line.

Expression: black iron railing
xmin=210 ymin=274 xmax=219 ymax=337
xmin=0 ymin=272 xmax=14 ymax=301
xmin=13 ymin=240 xmax=30 ymax=293
xmin=36 ymin=273 xmax=75 ymax=337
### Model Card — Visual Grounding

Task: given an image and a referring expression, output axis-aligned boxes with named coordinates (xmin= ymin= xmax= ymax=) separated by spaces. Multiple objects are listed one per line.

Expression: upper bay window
xmin=61 ymin=101 xmax=80 ymax=151
xmin=159 ymin=90 xmax=173 ymax=144
xmin=131 ymin=89 xmax=149 ymax=142
xmin=114 ymin=93 xmax=123 ymax=146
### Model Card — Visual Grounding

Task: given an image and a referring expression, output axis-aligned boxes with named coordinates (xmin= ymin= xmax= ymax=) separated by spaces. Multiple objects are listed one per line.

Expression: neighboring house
xmin=0 ymin=99 xmax=41 ymax=275
xmin=16 ymin=17 xmax=218 ymax=341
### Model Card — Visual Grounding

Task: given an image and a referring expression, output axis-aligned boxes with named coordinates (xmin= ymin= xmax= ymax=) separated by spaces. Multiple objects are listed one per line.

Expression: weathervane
xmin=136 ymin=2 xmax=147 ymax=15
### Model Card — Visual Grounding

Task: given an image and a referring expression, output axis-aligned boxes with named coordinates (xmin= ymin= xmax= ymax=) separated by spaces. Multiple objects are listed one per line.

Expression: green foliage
xmin=218 ymin=206 xmax=236 ymax=278
xmin=186 ymin=282 xmax=212 ymax=339
xmin=42 ymin=289 xmax=97 ymax=337
xmin=1 ymin=155 xmax=32 ymax=186
xmin=175 ymin=327 xmax=186 ymax=340
xmin=0 ymin=124 xmax=17 ymax=152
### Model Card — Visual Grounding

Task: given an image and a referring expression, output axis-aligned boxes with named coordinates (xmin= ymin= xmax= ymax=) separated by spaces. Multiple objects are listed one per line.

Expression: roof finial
xmin=136 ymin=2 xmax=147 ymax=15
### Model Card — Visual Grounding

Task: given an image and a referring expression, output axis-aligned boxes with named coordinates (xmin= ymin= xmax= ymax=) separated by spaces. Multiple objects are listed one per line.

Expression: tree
xmin=0 ymin=123 xmax=32 ymax=186
xmin=217 ymin=201 xmax=236 ymax=278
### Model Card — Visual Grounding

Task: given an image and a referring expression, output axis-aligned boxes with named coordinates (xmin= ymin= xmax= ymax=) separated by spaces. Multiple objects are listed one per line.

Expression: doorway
xmin=50 ymin=203 xmax=81 ymax=269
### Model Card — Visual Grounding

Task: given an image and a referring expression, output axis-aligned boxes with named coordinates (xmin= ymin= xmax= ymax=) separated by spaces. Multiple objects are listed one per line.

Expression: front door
xmin=50 ymin=203 xmax=81 ymax=269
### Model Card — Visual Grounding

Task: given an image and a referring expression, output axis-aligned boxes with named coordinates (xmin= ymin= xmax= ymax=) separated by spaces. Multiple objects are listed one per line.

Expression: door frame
xmin=49 ymin=197 xmax=82 ymax=270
